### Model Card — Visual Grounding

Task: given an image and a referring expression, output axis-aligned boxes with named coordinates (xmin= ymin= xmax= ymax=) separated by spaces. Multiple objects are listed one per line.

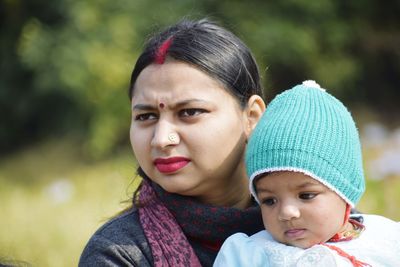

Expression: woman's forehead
xmin=132 ymin=62 xmax=234 ymax=104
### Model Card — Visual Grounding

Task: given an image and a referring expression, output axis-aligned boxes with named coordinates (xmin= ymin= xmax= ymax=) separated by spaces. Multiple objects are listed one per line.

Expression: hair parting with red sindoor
xmin=129 ymin=19 xmax=263 ymax=102
xmin=154 ymin=37 xmax=173 ymax=64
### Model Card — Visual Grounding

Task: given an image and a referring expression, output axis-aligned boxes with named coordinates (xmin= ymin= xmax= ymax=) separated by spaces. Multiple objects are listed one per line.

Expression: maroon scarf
xmin=138 ymin=179 xmax=263 ymax=267
xmin=139 ymin=179 xmax=201 ymax=266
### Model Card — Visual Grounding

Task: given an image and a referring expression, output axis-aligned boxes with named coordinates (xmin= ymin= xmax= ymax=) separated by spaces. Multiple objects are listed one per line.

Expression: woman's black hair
xmin=129 ymin=18 xmax=263 ymax=107
xmin=127 ymin=18 xmax=263 ymax=207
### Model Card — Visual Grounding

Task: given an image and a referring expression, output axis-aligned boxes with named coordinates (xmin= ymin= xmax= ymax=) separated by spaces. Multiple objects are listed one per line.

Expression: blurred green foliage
xmin=1 ymin=0 xmax=399 ymax=157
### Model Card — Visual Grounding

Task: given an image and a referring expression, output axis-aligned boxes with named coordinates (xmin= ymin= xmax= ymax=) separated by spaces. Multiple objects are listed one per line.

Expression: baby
xmin=214 ymin=81 xmax=400 ymax=266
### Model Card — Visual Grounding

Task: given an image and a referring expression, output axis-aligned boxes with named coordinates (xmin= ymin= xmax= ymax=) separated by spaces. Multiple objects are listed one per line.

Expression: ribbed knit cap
xmin=246 ymin=80 xmax=365 ymax=207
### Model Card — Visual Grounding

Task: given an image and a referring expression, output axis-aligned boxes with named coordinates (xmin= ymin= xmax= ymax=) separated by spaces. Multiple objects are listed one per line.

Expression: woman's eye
xmin=299 ymin=193 xmax=317 ymax=200
xmin=179 ymin=108 xmax=206 ymax=117
xmin=134 ymin=113 xmax=157 ymax=121
xmin=261 ymin=197 xmax=277 ymax=206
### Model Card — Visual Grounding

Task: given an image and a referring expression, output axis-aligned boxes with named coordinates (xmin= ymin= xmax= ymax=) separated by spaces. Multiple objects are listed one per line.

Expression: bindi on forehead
xmin=159 ymin=102 xmax=165 ymax=109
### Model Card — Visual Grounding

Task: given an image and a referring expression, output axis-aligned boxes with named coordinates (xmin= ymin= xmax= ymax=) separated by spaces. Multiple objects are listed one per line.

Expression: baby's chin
xmin=280 ymin=238 xmax=322 ymax=249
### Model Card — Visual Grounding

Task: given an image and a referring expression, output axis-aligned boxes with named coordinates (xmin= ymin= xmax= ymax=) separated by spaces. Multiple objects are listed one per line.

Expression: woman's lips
xmin=284 ymin=228 xmax=306 ymax=239
xmin=154 ymin=157 xmax=190 ymax=173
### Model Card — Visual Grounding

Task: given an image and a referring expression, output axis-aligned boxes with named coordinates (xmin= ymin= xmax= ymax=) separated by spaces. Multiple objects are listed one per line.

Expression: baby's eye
xmin=135 ymin=113 xmax=158 ymax=121
xmin=299 ymin=193 xmax=317 ymax=200
xmin=179 ymin=108 xmax=206 ymax=117
xmin=261 ymin=197 xmax=277 ymax=206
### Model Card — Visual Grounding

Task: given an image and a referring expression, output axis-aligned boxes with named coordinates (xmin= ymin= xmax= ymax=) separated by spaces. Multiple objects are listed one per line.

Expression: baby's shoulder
xmin=338 ymin=214 xmax=400 ymax=266
xmin=359 ymin=213 xmax=400 ymax=239
xmin=360 ymin=213 xmax=399 ymax=226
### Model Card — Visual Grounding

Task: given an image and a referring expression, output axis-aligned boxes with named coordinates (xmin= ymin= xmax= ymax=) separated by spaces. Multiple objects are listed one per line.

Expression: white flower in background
xmin=369 ymin=149 xmax=400 ymax=180
xmin=362 ymin=122 xmax=388 ymax=148
xmin=392 ymin=127 xmax=400 ymax=147
xmin=44 ymin=178 xmax=74 ymax=204
xmin=364 ymin=124 xmax=400 ymax=180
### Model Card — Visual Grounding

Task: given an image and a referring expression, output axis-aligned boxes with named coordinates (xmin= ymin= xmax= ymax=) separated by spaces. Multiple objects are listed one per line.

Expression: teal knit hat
xmin=246 ymin=80 xmax=365 ymax=207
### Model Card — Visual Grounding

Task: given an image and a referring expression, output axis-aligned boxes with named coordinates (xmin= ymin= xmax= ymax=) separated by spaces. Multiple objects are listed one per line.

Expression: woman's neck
xmin=196 ymin=177 xmax=252 ymax=209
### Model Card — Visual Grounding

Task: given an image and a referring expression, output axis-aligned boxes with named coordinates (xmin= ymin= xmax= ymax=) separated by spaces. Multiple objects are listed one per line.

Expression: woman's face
xmin=130 ymin=60 xmax=258 ymax=205
xmin=255 ymin=171 xmax=347 ymax=248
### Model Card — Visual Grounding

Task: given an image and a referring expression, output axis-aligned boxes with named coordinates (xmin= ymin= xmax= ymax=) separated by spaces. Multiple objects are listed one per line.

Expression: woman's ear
xmin=244 ymin=95 xmax=266 ymax=138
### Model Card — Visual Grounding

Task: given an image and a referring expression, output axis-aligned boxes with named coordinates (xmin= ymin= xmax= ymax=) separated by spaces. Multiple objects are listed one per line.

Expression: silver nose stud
xmin=168 ymin=133 xmax=179 ymax=144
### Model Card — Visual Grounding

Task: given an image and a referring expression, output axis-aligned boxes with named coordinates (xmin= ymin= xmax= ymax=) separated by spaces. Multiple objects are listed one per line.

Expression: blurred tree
xmin=1 ymin=0 xmax=208 ymax=157
xmin=349 ymin=0 xmax=400 ymax=117
xmin=0 ymin=0 xmax=77 ymax=154
xmin=206 ymin=0 xmax=400 ymax=108
xmin=1 ymin=0 xmax=399 ymax=157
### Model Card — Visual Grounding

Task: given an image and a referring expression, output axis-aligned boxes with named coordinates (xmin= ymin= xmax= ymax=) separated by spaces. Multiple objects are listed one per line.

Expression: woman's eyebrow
xmin=132 ymin=99 xmax=209 ymax=111
xmin=132 ymin=104 xmax=156 ymax=111
xmin=172 ymin=99 xmax=208 ymax=108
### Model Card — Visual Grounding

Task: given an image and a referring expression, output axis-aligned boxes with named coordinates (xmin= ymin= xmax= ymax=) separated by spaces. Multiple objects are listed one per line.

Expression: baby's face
xmin=255 ymin=171 xmax=347 ymax=248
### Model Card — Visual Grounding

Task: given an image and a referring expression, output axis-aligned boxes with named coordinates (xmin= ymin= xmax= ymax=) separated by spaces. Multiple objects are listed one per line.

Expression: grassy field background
xmin=1 ymin=129 xmax=399 ymax=267
xmin=0 ymin=138 xmax=139 ymax=267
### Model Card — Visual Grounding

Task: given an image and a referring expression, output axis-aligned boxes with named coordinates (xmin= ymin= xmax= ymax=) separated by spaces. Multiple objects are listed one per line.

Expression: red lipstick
xmin=154 ymin=157 xmax=190 ymax=173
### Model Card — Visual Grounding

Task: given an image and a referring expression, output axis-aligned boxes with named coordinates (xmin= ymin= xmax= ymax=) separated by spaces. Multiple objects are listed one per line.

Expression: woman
xmin=79 ymin=18 xmax=266 ymax=267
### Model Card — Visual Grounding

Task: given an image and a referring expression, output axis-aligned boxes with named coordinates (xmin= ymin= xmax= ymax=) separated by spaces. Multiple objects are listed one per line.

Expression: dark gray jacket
xmin=79 ymin=209 xmax=216 ymax=266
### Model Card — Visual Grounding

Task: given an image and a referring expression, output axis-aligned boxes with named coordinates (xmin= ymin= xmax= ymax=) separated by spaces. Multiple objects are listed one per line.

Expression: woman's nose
xmin=151 ymin=120 xmax=180 ymax=149
xmin=278 ymin=203 xmax=300 ymax=221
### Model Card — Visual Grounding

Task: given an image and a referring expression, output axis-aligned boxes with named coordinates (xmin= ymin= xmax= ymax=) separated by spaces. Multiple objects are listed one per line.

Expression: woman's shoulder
xmin=79 ymin=208 xmax=153 ymax=267
xmin=93 ymin=208 xmax=142 ymax=237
